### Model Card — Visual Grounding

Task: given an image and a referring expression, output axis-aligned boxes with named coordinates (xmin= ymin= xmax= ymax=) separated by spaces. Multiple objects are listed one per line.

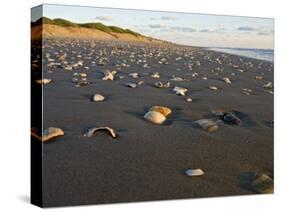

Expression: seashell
xmin=255 ymin=76 xmax=263 ymax=80
xmin=155 ymin=81 xmax=170 ymax=88
xmin=223 ymin=77 xmax=231 ymax=84
xmin=202 ymin=77 xmax=208 ymax=80
xmin=237 ymin=69 xmax=244 ymax=73
xmin=221 ymin=112 xmax=241 ymax=125
xmin=31 ymin=127 xmax=64 ymax=142
xmin=75 ymin=81 xmax=90 ymax=87
xmin=149 ymin=106 xmax=172 ymax=117
xmin=171 ymin=76 xmax=183 ymax=81
xmin=173 ymin=86 xmax=188 ymax=96
xmin=138 ymin=81 xmax=144 ymax=86
xmin=194 ymin=119 xmax=218 ymax=132
xmin=144 ymin=111 xmax=166 ymax=125
xmin=185 ymin=168 xmax=204 ymax=177
xmin=252 ymin=173 xmax=273 ymax=194
xmin=151 ymin=72 xmax=160 ymax=79
xmin=263 ymin=82 xmax=273 ymax=89
xmin=84 ymin=127 xmax=117 ymax=139
xmin=126 ymin=82 xmax=137 ymax=88
xmin=80 ymin=73 xmax=87 ymax=78
xmin=128 ymin=73 xmax=138 ymax=79
xmin=64 ymin=65 xmax=72 ymax=71
xmin=35 ymin=79 xmax=52 ymax=85
xmin=186 ymin=98 xmax=193 ymax=103
xmin=209 ymin=86 xmax=218 ymax=91
xmin=102 ymin=70 xmax=114 ymax=80
xmin=92 ymin=94 xmax=105 ymax=102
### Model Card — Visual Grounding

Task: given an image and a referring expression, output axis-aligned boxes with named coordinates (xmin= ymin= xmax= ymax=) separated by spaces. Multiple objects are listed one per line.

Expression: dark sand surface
xmin=37 ymin=39 xmax=273 ymax=207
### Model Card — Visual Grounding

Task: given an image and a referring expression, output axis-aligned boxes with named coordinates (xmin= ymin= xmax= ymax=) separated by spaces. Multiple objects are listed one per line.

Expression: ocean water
xmin=208 ymin=47 xmax=274 ymax=62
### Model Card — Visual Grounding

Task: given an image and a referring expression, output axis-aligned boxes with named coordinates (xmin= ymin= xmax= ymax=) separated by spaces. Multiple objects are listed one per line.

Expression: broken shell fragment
xmin=93 ymin=94 xmax=105 ymax=102
xmin=151 ymin=72 xmax=160 ymax=79
xmin=194 ymin=119 xmax=218 ymax=132
xmin=263 ymin=82 xmax=273 ymax=89
xmin=155 ymin=81 xmax=170 ymax=88
xmin=31 ymin=127 xmax=64 ymax=142
xmin=126 ymin=82 xmax=137 ymax=88
xmin=252 ymin=173 xmax=274 ymax=194
xmin=255 ymin=76 xmax=263 ymax=80
xmin=185 ymin=168 xmax=205 ymax=177
xmin=223 ymin=77 xmax=231 ymax=84
xmin=173 ymin=86 xmax=188 ymax=96
xmin=35 ymin=79 xmax=52 ymax=85
xmin=144 ymin=111 xmax=166 ymax=125
xmin=209 ymin=86 xmax=218 ymax=91
xmin=128 ymin=73 xmax=138 ymax=79
xmin=102 ymin=70 xmax=114 ymax=80
xmin=84 ymin=127 xmax=117 ymax=139
xmin=149 ymin=106 xmax=172 ymax=117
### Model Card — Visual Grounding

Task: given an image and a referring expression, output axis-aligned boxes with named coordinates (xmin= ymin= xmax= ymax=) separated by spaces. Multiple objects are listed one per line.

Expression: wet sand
xmin=37 ymin=38 xmax=273 ymax=207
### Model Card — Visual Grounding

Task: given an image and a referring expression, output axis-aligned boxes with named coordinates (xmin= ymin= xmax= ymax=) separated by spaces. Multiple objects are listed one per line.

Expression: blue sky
xmin=32 ymin=4 xmax=274 ymax=49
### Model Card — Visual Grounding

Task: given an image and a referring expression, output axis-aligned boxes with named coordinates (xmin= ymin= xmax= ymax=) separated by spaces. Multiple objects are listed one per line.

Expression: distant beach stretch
xmin=31 ymin=4 xmax=274 ymax=207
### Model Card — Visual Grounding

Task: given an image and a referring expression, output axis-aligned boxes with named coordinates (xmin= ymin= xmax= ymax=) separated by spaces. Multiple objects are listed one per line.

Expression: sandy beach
xmin=31 ymin=37 xmax=274 ymax=207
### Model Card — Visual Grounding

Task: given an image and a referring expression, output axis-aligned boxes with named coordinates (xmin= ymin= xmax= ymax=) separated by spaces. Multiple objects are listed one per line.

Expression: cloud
xmin=95 ymin=16 xmax=113 ymax=21
xmin=200 ymin=28 xmax=226 ymax=33
xmin=148 ymin=24 xmax=164 ymax=28
xmin=257 ymin=31 xmax=273 ymax=36
xmin=150 ymin=16 xmax=176 ymax=21
xmin=237 ymin=26 xmax=258 ymax=31
xmin=161 ymin=16 xmax=176 ymax=20
xmin=170 ymin=26 xmax=196 ymax=32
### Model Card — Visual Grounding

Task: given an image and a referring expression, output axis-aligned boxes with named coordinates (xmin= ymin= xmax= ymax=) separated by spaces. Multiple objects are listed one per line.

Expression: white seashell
xmin=173 ymin=86 xmax=188 ymax=96
xmin=80 ymin=73 xmax=87 ymax=78
xmin=93 ymin=94 xmax=105 ymax=102
xmin=263 ymin=82 xmax=273 ymax=89
xmin=35 ymin=79 xmax=52 ymax=85
xmin=126 ymin=82 xmax=137 ymax=88
xmin=64 ymin=65 xmax=72 ymax=71
xmin=202 ymin=77 xmax=208 ymax=80
xmin=151 ymin=72 xmax=160 ymax=79
xmin=209 ymin=86 xmax=218 ymax=90
xmin=84 ymin=127 xmax=117 ymax=138
xmin=138 ymin=81 xmax=144 ymax=86
xmin=186 ymin=98 xmax=193 ymax=103
xmin=171 ymin=76 xmax=183 ymax=81
xmin=195 ymin=119 xmax=218 ymax=132
xmin=223 ymin=77 xmax=231 ymax=84
xmin=185 ymin=168 xmax=204 ymax=177
xmin=144 ymin=111 xmax=166 ymax=125
xmin=128 ymin=73 xmax=138 ymax=79
xmin=102 ymin=70 xmax=114 ymax=80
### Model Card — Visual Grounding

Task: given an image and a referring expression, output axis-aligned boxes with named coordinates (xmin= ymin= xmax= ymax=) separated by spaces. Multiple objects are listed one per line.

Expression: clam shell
xmin=128 ymin=73 xmax=138 ymax=79
xmin=93 ymin=94 xmax=105 ymax=102
xmin=252 ymin=173 xmax=274 ymax=194
xmin=185 ymin=169 xmax=204 ymax=177
xmin=195 ymin=119 xmax=218 ymax=132
xmin=186 ymin=98 xmax=193 ymax=102
xmin=209 ymin=86 xmax=218 ymax=90
xmin=155 ymin=82 xmax=170 ymax=88
xmin=263 ymin=82 xmax=273 ymax=89
xmin=84 ymin=127 xmax=117 ymax=139
xmin=149 ymin=106 xmax=172 ymax=117
xmin=31 ymin=127 xmax=64 ymax=142
xmin=144 ymin=111 xmax=166 ymax=124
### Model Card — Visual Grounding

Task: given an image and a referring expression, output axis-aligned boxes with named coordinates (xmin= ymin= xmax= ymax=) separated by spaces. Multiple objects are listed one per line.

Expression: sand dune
xmin=31 ymin=24 xmax=166 ymax=44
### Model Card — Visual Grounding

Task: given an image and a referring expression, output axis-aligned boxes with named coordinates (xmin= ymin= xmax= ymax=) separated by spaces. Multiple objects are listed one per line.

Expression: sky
xmin=32 ymin=4 xmax=274 ymax=49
